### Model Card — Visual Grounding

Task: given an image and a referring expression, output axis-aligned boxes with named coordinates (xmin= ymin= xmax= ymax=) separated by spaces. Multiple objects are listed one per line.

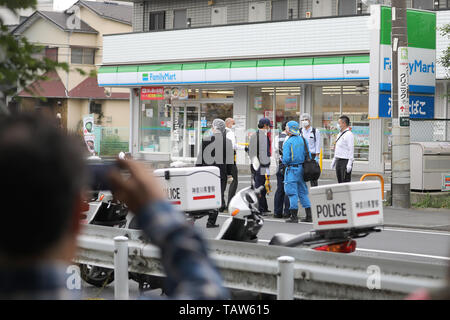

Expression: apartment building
xmin=12 ymin=0 xmax=133 ymax=132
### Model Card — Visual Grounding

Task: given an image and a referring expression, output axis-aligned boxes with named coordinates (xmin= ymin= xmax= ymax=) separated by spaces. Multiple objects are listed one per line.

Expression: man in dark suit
xmin=248 ymin=118 xmax=272 ymax=215
xmin=196 ymin=119 xmax=234 ymax=227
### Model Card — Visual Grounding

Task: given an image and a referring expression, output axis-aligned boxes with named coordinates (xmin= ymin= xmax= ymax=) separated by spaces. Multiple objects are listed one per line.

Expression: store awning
xmin=98 ymin=55 xmax=370 ymax=87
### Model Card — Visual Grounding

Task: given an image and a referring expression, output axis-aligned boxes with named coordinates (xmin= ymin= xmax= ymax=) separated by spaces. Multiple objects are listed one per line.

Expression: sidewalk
xmin=382 ymin=207 xmax=450 ymax=232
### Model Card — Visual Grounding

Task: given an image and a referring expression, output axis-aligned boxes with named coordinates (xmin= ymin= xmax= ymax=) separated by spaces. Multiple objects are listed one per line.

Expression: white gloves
xmin=346 ymin=161 xmax=353 ymax=173
xmin=331 ymin=158 xmax=336 ymax=169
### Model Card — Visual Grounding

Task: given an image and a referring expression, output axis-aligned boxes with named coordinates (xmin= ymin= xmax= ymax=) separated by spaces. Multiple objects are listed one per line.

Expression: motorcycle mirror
xmin=245 ymin=193 xmax=254 ymax=203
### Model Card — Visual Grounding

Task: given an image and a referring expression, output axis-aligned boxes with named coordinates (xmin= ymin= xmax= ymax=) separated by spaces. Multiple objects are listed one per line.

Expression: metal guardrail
xmin=76 ymin=224 xmax=448 ymax=300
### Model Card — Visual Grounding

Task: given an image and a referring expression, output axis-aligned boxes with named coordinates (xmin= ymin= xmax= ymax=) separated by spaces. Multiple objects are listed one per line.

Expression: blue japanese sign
xmin=378 ymin=93 xmax=434 ymax=118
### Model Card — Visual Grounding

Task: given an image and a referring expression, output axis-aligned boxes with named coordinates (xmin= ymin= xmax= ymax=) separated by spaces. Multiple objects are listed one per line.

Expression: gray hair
xmin=212 ymin=118 xmax=226 ymax=133
xmin=301 ymin=113 xmax=311 ymax=121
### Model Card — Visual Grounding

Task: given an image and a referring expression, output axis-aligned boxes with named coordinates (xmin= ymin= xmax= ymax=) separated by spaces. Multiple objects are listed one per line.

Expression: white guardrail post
xmin=114 ymin=236 xmax=129 ymax=300
xmin=277 ymin=256 xmax=295 ymax=300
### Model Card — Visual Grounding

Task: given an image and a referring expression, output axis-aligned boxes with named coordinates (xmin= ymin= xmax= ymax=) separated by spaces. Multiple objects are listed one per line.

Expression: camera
xmin=86 ymin=160 xmax=120 ymax=191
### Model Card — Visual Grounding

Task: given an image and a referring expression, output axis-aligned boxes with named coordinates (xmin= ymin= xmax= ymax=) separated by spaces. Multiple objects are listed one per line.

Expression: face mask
xmin=336 ymin=122 xmax=341 ymax=130
xmin=301 ymin=120 xmax=309 ymax=128
xmin=231 ymin=125 xmax=236 ymax=130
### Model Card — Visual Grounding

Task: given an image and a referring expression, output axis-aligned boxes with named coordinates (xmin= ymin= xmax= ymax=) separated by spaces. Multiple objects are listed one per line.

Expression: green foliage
xmin=0 ymin=0 xmax=37 ymax=11
xmin=0 ymin=0 xmax=70 ymax=113
xmin=99 ymin=134 xmax=128 ymax=156
xmin=438 ymin=24 xmax=450 ymax=72
xmin=412 ymin=193 xmax=450 ymax=209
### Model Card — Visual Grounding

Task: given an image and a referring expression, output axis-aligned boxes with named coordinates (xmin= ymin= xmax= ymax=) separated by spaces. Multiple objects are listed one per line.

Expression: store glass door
xmin=171 ymin=102 xmax=201 ymax=160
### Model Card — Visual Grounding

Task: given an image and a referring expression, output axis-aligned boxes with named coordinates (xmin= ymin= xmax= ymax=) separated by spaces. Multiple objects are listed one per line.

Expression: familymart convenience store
xmin=99 ymin=55 xmax=376 ymax=168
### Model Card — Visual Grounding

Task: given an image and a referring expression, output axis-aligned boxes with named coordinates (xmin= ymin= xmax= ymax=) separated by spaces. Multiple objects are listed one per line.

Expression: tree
xmin=439 ymin=24 xmax=450 ymax=75
xmin=0 ymin=0 xmax=69 ymax=114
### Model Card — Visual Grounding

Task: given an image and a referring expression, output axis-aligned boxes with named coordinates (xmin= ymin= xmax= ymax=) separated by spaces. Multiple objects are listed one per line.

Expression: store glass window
xmin=312 ymin=86 xmax=341 ymax=160
xmin=139 ymin=99 xmax=171 ymax=153
xmin=248 ymin=87 xmax=274 ymax=134
xmin=200 ymin=103 xmax=233 ymax=136
xmin=201 ymin=89 xmax=234 ymax=99
xmin=312 ymin=84 xmax=369 ymax=161
xmin=275 ymin=87 xmax=301 ymax=131
xmin=342 ymin=85 xmax=370 ymax=161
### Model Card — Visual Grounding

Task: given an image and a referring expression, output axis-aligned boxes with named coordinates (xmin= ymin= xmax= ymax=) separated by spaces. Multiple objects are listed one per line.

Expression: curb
xmin=383 ymin=224 xmax=450 ymax=232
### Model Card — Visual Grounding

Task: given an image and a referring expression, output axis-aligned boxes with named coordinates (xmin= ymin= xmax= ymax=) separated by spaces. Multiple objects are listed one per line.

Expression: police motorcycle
xmin=217 ymin=178 xmax=384 ymax=254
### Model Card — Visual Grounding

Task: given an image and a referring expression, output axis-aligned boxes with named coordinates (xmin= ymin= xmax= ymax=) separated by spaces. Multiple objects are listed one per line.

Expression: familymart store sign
xmin=369 ymin=5 xmax=436 ymax=120
xmin=98 ymin=56 xmax=370 ymax=87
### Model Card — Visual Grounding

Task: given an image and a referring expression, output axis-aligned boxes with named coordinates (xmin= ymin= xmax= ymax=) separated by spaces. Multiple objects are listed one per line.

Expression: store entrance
xmin=171 ymin=102 xmax=201 ymax=160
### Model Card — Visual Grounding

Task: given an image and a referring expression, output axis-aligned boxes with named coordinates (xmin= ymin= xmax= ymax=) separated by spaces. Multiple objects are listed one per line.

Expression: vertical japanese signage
xmin=398 ymin=47 xmax=409 ymax=126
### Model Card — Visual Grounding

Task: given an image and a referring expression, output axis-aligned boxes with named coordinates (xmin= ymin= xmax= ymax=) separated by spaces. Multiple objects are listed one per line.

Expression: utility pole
xmin=391 ymin=0 xmax=410 ymax=208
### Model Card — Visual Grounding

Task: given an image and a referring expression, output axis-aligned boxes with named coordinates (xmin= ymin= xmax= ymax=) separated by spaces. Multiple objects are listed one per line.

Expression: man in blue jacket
xmin=282 ymin=121 xmax=312 ymax=223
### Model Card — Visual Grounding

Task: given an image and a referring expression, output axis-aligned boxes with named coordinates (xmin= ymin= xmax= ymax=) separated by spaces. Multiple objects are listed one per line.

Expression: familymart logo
xmin=383 ymin=58 xmax=435 ymax=75
xmin=142 ymin=72 xmax=177 ymax=82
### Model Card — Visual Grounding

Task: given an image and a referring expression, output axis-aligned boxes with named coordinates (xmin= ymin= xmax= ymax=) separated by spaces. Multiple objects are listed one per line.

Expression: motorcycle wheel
xmin=79 ymin=264 xmax=114 ymax=287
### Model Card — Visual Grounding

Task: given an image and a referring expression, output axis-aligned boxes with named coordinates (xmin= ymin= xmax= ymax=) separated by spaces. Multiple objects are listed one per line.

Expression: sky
xmin=53 ymin=0 xmax=79 ymax=11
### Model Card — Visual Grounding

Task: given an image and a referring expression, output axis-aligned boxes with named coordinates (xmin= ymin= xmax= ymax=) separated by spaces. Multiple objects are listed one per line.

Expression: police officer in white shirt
xmin=299 ymin=113 xmax=321 ymax=187
xmin=331 ymin=115 xmax=354 ymax=183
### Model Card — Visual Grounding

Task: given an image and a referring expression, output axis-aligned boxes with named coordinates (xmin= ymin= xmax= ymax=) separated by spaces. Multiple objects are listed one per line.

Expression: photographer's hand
xmin=108 ymin=159 xmax=165 ymax=214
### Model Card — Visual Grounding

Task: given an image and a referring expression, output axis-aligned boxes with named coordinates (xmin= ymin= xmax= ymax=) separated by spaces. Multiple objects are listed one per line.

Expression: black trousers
xmin=226 ymin=164 xmax=238 ymax=207
xmin=336 ymin=158 xmax=352 ymax=183
xmin=310 ymin=154 xmax=318 ymax=187
xmin=254 ymin=168 xmax=269 ymax=213
xmin=219 ymin=173 xmax=227 ymax=210
xmin=274 ymin=164 xmax=289 ymax=215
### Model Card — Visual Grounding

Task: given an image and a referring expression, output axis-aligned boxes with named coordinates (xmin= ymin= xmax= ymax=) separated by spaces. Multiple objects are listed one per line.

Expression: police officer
xmin=299 ymin=113 xmax=321 ymax=187
xmin=274 ymin=121 xmax=290 ymax=218
xmin=282 ymin=121 xmax=312 ymax=223
xmin=249 ymin=118 xmax=272 ymax=215
xmin=331 ymin=115 xmax=354 ymax=183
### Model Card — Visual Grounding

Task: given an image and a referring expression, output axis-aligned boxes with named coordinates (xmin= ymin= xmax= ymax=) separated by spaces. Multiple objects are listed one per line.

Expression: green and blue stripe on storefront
xmin=98 ymin=55 xmax=370 ymax=87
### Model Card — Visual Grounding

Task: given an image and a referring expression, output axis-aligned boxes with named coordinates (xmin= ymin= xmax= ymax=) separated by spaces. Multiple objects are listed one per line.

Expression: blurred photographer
xmin=0 ymin=113 xmax=228 ymax=300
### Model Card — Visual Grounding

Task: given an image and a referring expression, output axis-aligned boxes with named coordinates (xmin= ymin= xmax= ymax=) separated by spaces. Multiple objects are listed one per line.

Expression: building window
xmin=149 ymin=11 xmax=165 ymax=31
xmin=312 ymin=84 xmax=369 ymax=161
xmin=71 ymin=47 xmax=95 ymax=65
xmin=271 ymin=0 xmax=288 ymax=21
xmin=89 ymin=101 xmax=102 ymax=115
xmin=173 ymin=9 xmax=187 ymax=29
xmin=45 ymin=47 xmax=58 ymax=62
xmin=338 ymin=0 xmax=357 ymax=16
xmin=412 ymin=0 xmax=434 ymax=9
